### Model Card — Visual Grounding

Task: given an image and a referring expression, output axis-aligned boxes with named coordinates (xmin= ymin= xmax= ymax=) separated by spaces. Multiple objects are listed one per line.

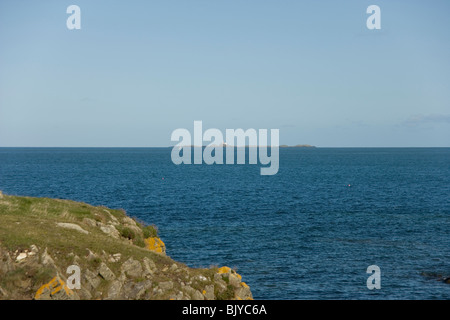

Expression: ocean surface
xmin=0 ymin=147 xmax=449 ymax=299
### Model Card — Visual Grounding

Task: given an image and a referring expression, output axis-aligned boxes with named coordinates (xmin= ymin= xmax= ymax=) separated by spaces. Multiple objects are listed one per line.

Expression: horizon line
xmin=1 ymin=146 xmax=449 ymax=149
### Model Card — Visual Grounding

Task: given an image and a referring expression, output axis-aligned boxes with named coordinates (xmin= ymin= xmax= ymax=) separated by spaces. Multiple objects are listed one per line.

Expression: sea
xmin=0 ymin=147 xmax=449 ymax=299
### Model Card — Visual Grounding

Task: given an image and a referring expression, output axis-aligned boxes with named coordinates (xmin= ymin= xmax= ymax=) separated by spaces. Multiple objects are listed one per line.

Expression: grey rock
xmin=153 ymin=287 xmax=163 ymax=296
xmin=106 ymin=280 xmax=123 ymax=299
xmin=158 ymin=281 xmax=173 ymax=291
xmin=50 ymin=287 xmax=78 ymax=300
xmin=181 ymin=284 xmax=196 ymax=299
xmin=30 ymin=244 xmax=39 ymax=255
xmin=142 ymin=257 xmax=156 ymax=276
xmin=196 ymin=274 xmax=208 ymax=282
xmin=203 ymin=284 xmax=215 ymax=300
xmin=228 ymin=273 xmax=241 ymax=287
xmin=41 ymin=248 xmax=55 ymax=266
xmin=0 ymin=286 xmax=8 ymax=298
xmin=121 ymin=217 xmax=143 ymax=236
xmin=118 ymin=271 xmax=127 ymax=282
xmin=85 ymin=249 xmax=98 ymax=261
xmin=122 ymin=216 xmax=137 ymax=226
xmin=98 ymin=223 xmax=120 ymax=239
xmin=214 ymin=279 xmax=227 ymax=292
xmin=98 ymin=262 xmax=115 ymax=281
xmin=121 ymin=257 xmax=143 ymax=278
xmin=122 ymin=280 xmax=151 ymax=300
xmin=73 ymin=255 xmax=81 ymax=265
xmin=82 ymin=218 xmax=97 ymax=228
xmin=0 ymin=247 xmax=14 ymax=274
xmin=56 ymin=222 xmax=89 ymax=235
xmin=78 ymin=287 xmax=92 ymax=300
xmin=236 ymin=285 xmax=253 ymax=300
xmin=169 ymin=291 xmax=184 ymax=300
xmin=103 ymin=209 xmax=119 ymax=225
xmin=15 ymin=252 xmax=27 ymax=262
xmin=191 ymin=289 xmax=204 ymax=300
xmin=83 ymin=269 xmax=101 ymax=291
xmin=108 ymin=253 xmax=122 ymax=263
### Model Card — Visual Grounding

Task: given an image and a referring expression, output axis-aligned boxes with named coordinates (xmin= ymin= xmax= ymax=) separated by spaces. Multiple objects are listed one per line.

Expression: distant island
xmin=279 ymin=144 xmax=316 ymax=148
xmin=173 ymin=144 xmax=316 ymax=148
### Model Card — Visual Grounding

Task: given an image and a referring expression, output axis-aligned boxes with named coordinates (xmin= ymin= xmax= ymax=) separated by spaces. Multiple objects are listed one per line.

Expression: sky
xmin=0 ymin=0 xmax=449 ymax=147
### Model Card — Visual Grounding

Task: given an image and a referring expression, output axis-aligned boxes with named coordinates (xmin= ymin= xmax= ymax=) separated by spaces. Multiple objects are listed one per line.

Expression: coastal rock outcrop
xmin=145 ymin=237 xmax=166 ymax=254
xmin=0 ymin=194 xmax=253 ymax=300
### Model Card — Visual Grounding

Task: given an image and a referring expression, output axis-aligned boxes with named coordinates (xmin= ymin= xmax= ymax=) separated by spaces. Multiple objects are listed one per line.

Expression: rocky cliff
xmin=0 ymin=191 xmax=252 ymax=300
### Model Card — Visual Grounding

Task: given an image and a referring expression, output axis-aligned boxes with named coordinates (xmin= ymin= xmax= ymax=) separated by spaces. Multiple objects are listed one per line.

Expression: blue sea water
xmin=0 ymin=147 xmax=449 ymax=299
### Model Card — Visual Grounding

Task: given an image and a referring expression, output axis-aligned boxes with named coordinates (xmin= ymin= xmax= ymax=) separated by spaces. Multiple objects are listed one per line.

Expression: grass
xmin=216 ymin=284 xmax=235 ymax=300
xmin=0 ymin=194 xmax=174 ymax=278
xmin=0 ymin=193 xmax=232 ymax=300
xmin=142 ymin=225 xmax=158 ymax=238
xmin=118 ymin=226 xmax=136 ymax=240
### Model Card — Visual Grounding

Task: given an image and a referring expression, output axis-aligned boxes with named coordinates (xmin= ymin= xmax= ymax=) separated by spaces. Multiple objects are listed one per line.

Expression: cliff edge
xmin=0 ymin=191 xmax=252 ymax=300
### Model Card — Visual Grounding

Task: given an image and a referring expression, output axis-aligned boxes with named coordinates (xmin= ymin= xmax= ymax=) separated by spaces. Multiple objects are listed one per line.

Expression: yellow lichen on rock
xmin=144 ymin=237 xmax=166 ymax=254
xmin=218 ymin=266 xmax=242 ymax=279
xmin=34 ymin=276 xmax=74 ymax=300
xmin=217 ymin=266 xmax=231 ymax=274
xmin=216 ymin=266 xmax=253 ymax=300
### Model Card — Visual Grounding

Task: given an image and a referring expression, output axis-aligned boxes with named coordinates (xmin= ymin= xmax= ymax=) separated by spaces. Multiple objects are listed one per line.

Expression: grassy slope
xmin=0 ymin=193 xmax=220 ymax=299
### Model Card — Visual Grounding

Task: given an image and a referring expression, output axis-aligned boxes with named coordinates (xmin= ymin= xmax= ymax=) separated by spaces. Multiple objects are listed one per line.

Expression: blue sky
xmin=0 ymin=0 xmax=449 ymax=147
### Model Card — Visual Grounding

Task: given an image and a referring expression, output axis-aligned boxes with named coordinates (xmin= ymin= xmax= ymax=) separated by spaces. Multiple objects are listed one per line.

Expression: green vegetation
xmin=216 ymin=284 xmax=235 ymax=300
xmin=0 ymin=192 xmax=253 ymax=300
xmin=0 ymin=194 xmax=170 ymax=278
xmin=118 ymin=226 xmax=136 ymax=240
xmin=142 ymin=225 xmax=158 ymax=238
